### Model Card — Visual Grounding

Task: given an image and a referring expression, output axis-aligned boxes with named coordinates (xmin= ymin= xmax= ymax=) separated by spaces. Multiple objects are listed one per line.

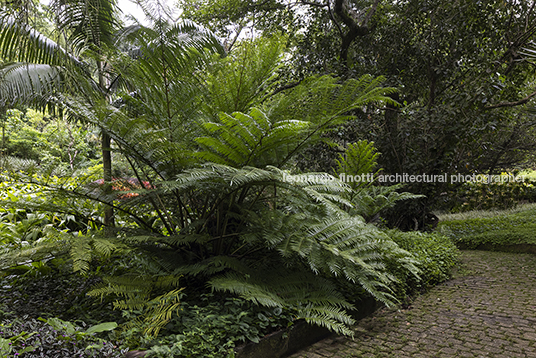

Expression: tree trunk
xmin=97 ymin=60 xmax=114 ymax=227
xmin=384 ymin=93 xmax=403 ymax=173
xmin=102 ymin=131 xmax=114 ymax=226
xmin=333 ymin=0 xmax=380 ymax=66
xmin=1 ymin=107 xmax=5 ymax=158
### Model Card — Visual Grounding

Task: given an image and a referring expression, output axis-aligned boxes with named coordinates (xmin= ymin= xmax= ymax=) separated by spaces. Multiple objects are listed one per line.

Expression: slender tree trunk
xmin=102 ymin=131 xmax=114 ymax=226
xmin=384 ymin=93 xmax=402 ymax=173
xmin=97 ymin=60 xmax=114 ymax=227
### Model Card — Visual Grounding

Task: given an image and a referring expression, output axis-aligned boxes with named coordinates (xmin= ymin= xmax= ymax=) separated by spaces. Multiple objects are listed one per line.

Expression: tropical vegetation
xmin=2 ymin=0 xmax=536 ymax=357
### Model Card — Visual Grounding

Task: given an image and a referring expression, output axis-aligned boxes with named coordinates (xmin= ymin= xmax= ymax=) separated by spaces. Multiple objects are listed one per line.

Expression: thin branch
xmin=485 ymin=89 xmax=536 ymax=109
xmin=362 ymin=0 xmax=381 ymax=27
xmin=270 ymin=80 xmax=301 ymax=96
xmin=327 ymin=0 xmax=343 ymax=40
xmin=300 ymin=0 xmax=328 ymax=7
xmin=226 ymin=24 xmax=244 ymax=52
xmin=527 ymin=0 xmax=536 ymax=32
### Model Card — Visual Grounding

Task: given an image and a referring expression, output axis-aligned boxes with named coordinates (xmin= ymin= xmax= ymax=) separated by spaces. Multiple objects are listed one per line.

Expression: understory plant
xmin=334 ymin=140 xmax=424 ymax=222
xmin=134 ymin=294 xmax=296 ymax=358
xmin=386 ymin=230 xmax=459 ymax=297
xmin=0 ymin=316 xmax=125 ymax=357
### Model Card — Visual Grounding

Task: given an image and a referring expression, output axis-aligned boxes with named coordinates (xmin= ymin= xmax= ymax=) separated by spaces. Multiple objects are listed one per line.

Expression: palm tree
xmin=0 ymin=0 xmax=121 ymax=226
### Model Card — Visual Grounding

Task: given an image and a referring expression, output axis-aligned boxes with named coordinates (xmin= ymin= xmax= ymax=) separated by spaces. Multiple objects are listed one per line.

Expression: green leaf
xmin=85 ymin=322 xmax=118 ymax=334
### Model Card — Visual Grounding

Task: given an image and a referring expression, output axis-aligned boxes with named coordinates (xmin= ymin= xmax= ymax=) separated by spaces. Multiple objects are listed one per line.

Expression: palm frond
xmin=50 ymin=0 xmax=121 ymax=51
xmin=0 ymin=13 xmax=82 ymax=66
xmin=0 ymin=62 xmax=62 ymax=107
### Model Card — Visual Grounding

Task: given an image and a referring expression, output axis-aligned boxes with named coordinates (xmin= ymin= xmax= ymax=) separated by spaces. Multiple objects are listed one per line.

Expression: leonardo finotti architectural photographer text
xmin=338 ymin=173 xmax=525 ymax=184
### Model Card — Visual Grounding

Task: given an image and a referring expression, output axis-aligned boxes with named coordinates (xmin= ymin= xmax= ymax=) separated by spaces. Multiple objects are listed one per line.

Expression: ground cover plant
xmin=386 ymin=230 xmax=459 ymax=298
xmin=438 ymin=203 xmax=536 ymax=250
xmin=0 ymin=314 xmax=127 ymax=357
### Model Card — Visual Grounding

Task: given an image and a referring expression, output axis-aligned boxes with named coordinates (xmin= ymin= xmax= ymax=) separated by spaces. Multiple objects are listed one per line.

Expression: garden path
xmin=288 ymin=250 xmax=536 ymax=358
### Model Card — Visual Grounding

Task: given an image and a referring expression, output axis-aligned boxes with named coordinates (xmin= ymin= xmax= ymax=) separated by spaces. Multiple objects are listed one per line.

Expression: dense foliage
xmin=0 ymin=313 xmax=125 ymax=357
xmin=442 ymin=179 xmax=536 ymax=212
xmin=1 ymin=108 xmax=99 ymax=168
xmin=387 ymin=230 xmax=459 ymax=294
xmin=0 ymin=0 xmax=508 ymax=356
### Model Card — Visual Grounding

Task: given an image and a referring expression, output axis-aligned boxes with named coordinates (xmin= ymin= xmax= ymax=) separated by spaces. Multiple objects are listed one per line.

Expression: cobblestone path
xmin=288 ymin=250 xmax=536 ymax=358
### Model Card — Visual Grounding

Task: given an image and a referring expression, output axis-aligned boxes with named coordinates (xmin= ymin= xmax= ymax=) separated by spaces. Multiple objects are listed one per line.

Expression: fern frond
xmin=352 ymin=184 xmax=425 ymax=220
xmin=196 ymin=108 xmax=310 ymax=168
xmin=300 ymin=305 xmax=355 ymax=337
xmin=209 ymin=268 xmax=360 ymax=335
xmin=335 ymin=140 xmax=380 ymax=192
xmin=142 ymin=288 xmax=184 ymax=337
xmin=70 ymin=237 xmax=92 ymax=273
xmin=209 ymin=273 xmax=285 ymax=308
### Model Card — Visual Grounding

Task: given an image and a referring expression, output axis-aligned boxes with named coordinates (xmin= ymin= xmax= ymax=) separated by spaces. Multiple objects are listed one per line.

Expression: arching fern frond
xmin=196 ymin=108 xmax=310 ymax=167
xmin=88 ymin=273 xmax=184 ymax=337
xmin=209 ymin=269 xmax=356 ymax=336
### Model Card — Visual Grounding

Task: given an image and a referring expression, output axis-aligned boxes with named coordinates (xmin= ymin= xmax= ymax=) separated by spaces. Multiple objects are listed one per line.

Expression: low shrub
xmin=127 ymin=294 xmax=297 ymax=358
xmin=386 ymin=230 xmax=459 ymax=297
xmin=458 ymin=228 xmax=536 ymax=250
xmin=441 ymin=180 xmax=536 ymax=213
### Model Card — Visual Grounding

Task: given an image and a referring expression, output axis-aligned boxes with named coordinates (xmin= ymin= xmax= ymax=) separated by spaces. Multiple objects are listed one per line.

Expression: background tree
xmin=354 ymin=0 xmax=536 ymax=215
xmin=183 ymin=0 xmax=536 ymax=222
xmin=180 ymin=0 xmax=381 ymax=67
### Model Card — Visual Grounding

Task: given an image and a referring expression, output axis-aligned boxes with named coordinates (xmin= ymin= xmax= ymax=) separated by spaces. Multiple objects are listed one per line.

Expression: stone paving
xmin=288 ymin=250 xmax=536 ymax=358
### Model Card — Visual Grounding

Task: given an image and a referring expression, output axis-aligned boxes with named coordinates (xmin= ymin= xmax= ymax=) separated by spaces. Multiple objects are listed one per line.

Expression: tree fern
xmin=0 ymin=22 xmax=421 ymax=339
xmin=334 ymin=141 xmax=424 ymax=222
xmin=197 ymin=75 xmax=399 ymax=169
xmin=1 ymin=144 xmax=422 ymax=338
xmin=335 ymin=140 xmax=380 ymax=192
